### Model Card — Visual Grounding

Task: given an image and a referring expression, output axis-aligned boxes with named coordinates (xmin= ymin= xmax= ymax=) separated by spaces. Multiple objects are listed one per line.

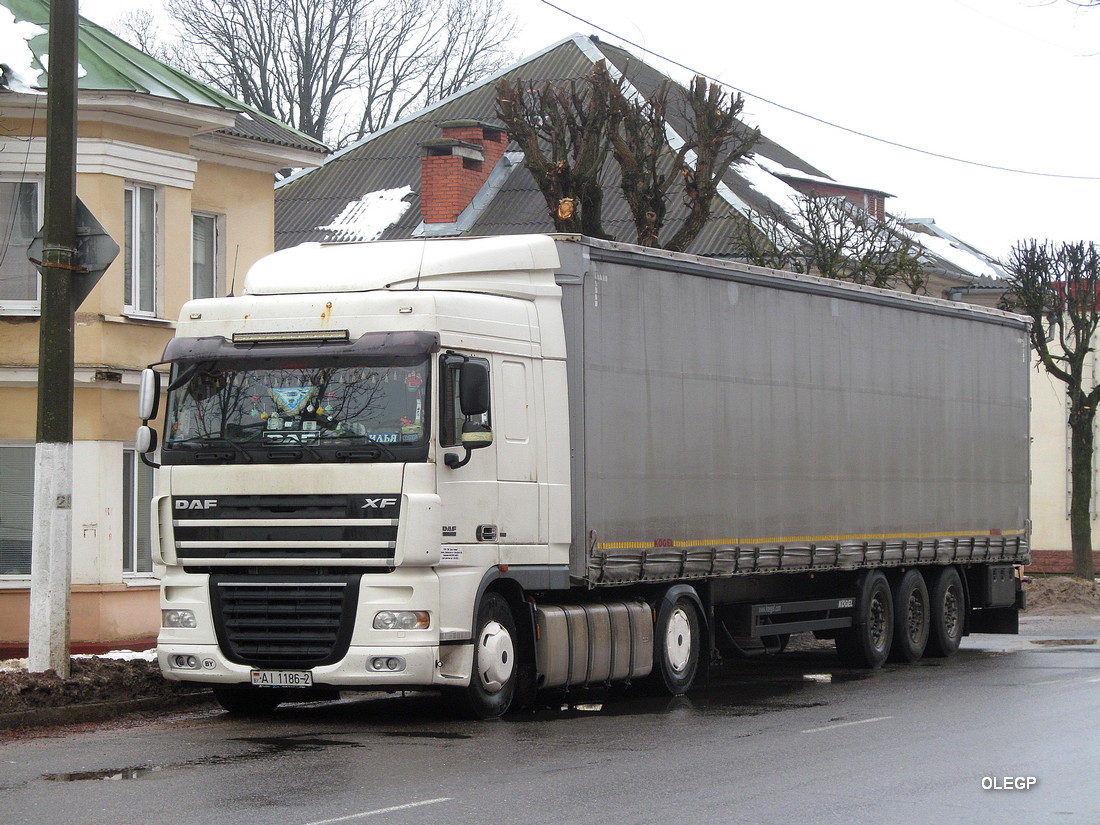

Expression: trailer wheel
xmin=927 ymin=566 xmax=965 ymax=658
xmin=444 ymin=592 xmax=517 ymax=719
xmin=652 ymin=593 xmax=702 ymax=695
xmin=889 ymin=569 xmax=930 ymax=663
xmin=212 ymin=685 xmax=283 ymax=715
xmin=835 ymin=570 xmax=893 ymax=668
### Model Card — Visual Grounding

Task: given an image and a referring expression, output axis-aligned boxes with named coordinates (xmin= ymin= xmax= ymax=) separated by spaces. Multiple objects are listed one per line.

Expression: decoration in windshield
xmin=164 ymin=360 xmax=428 ymax=449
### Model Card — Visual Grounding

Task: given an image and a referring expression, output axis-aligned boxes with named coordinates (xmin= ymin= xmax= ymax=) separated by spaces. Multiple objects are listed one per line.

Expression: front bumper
xmin=158 ymin=642 xmax=473 ymax=689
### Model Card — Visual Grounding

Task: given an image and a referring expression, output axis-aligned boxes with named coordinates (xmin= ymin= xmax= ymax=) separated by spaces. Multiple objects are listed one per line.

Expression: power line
xmin=538 ymin=0 xmax=1100 ymax=181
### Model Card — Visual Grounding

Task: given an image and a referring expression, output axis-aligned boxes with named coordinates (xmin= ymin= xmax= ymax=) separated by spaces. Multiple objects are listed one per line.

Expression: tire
xmin=444 ymin=592 xmax=517 ymax=719
xmin=889 ymin=569 xmax=930 ymax=663
xmin=212 ymin=685 xmax=284 ymax=715
xmin=927 ymin=566 xmax=965 ymax=658
xmin=835 ymin=570 xmax=893 ymax=668
xmin=651 ymin=591 xmax=702 ymax=695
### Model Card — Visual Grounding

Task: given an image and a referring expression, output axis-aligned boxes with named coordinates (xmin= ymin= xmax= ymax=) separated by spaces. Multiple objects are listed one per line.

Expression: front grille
xmin=173 ymin=494 xmax=399 ymax=566
xmin=210 ymin=573 xmax=361 ymax=667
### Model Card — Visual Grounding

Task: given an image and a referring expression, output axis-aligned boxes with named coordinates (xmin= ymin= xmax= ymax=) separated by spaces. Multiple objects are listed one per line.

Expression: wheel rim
xmin=665 ymin=607 xmax=693 ymax=674
xmin=942 ymin=586 xmax=961 ymax=639
xmin=476 ymin=620 xmax=514 ymax=694
xmin=906 ymin=591 xmax=926 ymax=644
xmin=869 ymin=592 xmax=889 ymax=651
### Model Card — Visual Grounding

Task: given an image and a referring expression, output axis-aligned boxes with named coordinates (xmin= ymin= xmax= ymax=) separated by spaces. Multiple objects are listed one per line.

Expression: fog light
xmin=162 ymin=609 xmax=197 ymax=629
xmin=170 ymin=654 xmax=200 ymax=670
xmin=373 ymin=610 xmax=429 ymax=630
xmin=369 ymin=656 xmax=406 ymax=672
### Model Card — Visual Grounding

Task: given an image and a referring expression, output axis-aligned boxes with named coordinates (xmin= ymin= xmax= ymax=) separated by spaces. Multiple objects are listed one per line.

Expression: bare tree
xmin=603 ymin=74 xmax=757 ymax=251
xmin=731 ymin=194 xmax=930 ymax=294
xmin=496 ymin=65 xmax=616 ymax=238
xmin=113 ymin=0 xmax=515 ymax=146
xmin=1002 ymin=240 xmax=1100 ymax=581
xmin=497 ymin=61 xmax=758 ymax=249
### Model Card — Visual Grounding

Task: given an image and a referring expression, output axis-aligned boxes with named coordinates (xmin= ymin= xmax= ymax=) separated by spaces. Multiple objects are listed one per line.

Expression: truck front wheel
xmin=652 ymin=592 xmax=702 ymax=695
xmin=444 ymin=592 xmax=517 ymax=719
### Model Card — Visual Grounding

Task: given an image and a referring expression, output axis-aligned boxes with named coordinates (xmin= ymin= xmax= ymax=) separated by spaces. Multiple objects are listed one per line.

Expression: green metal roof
xmin=3 ymin=0 xmax=327 ymax=153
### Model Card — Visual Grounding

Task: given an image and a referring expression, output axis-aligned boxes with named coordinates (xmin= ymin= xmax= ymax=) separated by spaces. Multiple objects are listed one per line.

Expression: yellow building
xmin=0 ymin=0 xmax=326 ymax=654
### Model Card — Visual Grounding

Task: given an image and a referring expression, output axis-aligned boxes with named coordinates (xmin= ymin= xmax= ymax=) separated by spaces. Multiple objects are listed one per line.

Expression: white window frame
xmin=191 ymin=211 xmax=224 ymax=300
xmin=0 ymin=177 xmax=43 ymax=315
xmin=122 ymin=448 xmax=156 ymax=577
xmin=123 ymin=182 xmax=160 ymax=317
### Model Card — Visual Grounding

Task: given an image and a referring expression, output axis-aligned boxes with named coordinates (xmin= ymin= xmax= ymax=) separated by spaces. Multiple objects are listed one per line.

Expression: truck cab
xmin=145 ymin=235 xmax=572 ymax=716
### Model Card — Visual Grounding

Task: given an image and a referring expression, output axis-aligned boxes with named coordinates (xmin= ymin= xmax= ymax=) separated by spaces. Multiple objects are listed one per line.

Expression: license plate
xmin=250 ymin=669 xmax=313 ymax=688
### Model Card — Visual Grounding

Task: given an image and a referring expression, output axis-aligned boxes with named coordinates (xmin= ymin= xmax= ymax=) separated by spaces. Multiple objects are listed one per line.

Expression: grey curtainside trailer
xmin=556 ymin=238 xmax=1030 ymax=586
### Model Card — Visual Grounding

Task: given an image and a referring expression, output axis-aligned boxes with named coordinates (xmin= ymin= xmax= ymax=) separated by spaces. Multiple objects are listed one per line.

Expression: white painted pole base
xmin=28 ymin=441 xmax=73 ymax=676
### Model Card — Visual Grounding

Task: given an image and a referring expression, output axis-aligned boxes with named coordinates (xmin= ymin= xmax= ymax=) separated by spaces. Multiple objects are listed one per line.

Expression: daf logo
xmin=176 ymin=499 xmax=218 ymax=510
xmin=361 ymin=497 xmax=398 ymax=509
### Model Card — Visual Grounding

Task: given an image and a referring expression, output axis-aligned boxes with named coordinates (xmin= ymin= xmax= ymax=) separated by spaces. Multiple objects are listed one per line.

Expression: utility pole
xmin=28 ymin=0 xmax=79 ymax=676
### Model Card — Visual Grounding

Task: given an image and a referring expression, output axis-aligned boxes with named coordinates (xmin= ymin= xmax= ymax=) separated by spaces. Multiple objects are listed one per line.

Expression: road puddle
xmin=1028 ymin=639 xmax=1099 ymax=647
xmin=44 ymin=766 xmax=162 ymax=782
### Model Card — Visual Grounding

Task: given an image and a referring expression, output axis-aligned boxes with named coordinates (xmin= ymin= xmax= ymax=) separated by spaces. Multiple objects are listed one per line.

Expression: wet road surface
xmin=3 ymin=615 xmax=1099 ymax=825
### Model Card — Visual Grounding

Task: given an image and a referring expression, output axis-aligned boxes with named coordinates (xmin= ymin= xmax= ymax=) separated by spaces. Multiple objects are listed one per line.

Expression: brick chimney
xmin=419 ymin=120 xmax=507 ymax=224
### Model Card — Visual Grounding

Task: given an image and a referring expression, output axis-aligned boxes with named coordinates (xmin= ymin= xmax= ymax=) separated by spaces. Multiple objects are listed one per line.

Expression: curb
xmin=0 ymin=691 xmax=215 ymax=731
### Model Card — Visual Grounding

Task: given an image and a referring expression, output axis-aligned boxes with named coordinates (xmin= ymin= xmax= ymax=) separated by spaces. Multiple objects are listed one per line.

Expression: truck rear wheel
xmin=926 ymin=566 xmax=964 ymax=658
xmin=835 ymin=570 xmax=893 ymax=668
xmin=212 ymin=685 xmax=284 ymax=715
xmin=652 ymin=591 xmax=702 ymax=695
xmin=444 ymin=592 xmax=517 ymax=719
xmin=889 ymin=569 xmax=930 ymax=663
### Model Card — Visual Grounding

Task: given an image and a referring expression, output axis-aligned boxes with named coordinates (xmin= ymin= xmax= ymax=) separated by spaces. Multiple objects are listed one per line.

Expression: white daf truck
xmin=137 ymin=234 xmax=1030 ymax=717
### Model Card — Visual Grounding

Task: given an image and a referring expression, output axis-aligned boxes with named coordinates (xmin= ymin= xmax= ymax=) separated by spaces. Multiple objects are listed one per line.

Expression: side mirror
xmin=459 ymin=361 xmax=489 ymax=416
xmin=135 ymin=425 xmax=158 ymax=454
xmin=445 ymin=421 xmax=493 ymax=469
xmin=138 ymin=368 xmax=161 ymax=421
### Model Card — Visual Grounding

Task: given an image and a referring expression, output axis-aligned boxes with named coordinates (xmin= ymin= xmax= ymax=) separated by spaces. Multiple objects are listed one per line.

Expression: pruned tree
xmin=112 ymin=0 xmax=516 ymax=146
xmin=603 ymin=73 xmax=757 ymax=251
xmin=1002 ymin=240 xmax=1100 ymax=581
xmin=731 ymin=194 xmax=930 ymax=294
xmin=496 ymin=65 xmax=615 ymax=238
xmin=497 ymin=61 xmax=758 ymax=249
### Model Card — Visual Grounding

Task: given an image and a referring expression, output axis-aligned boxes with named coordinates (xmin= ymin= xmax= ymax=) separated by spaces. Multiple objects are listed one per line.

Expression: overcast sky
xmin=80 ymin=0 xmax=1098 ymax=261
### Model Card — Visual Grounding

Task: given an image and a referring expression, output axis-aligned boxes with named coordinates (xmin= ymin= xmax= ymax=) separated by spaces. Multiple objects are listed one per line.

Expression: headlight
xmin=373 ymin=610 xmax=430 ymax=630
xmin=162 ymin=609 xmax=197 ymax=629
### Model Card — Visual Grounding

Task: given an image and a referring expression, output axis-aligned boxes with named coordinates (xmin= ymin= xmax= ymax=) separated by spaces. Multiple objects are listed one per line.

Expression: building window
xmin=0 ymin=180 xmax=41 ymax=306
xmin=191 ymin=212 xmax=220 ymax=299
xmin=124 ymin=183 xmax=157 ymax=315
xmin=123 ymin=449 xmax=154 ymax=575
xmin=0 ymin=445 xmax=34 ymax=576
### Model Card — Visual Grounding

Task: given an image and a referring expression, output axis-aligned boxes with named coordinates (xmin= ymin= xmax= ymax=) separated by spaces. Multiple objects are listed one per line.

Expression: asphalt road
xmin=3 ymin=615 xmax=1098 ymax=825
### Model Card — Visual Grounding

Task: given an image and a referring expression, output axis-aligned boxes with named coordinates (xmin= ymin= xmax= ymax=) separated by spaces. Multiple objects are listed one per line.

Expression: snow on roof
xmin=904 ymin=224 xmax=1004 ymax=282
xmin=754 ymin=154 xmax=891 ymax=197
xmin=0 ymin=6 xmax=45 ymax=92
xmin=735 ymin=158 xmax=803 ymax=220
xmin=318 ymin=186 xmax=414 ymax=242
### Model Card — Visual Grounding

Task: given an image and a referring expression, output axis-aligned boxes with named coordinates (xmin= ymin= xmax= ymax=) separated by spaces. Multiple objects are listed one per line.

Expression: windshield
xmin=163 ymin=357 xmax=429 ymax=462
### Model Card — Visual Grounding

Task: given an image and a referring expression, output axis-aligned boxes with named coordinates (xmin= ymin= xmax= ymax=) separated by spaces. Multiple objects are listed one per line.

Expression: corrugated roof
xmin=274 ymin=34 xmax=998 ymax=283
xmin=3 ymin=0 xmax=326 ymax=154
